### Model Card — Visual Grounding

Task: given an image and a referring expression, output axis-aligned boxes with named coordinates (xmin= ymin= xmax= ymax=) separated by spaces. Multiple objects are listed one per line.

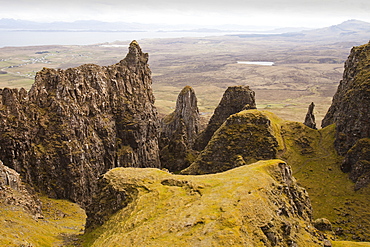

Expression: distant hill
xmin=231 ymin=19 xmax=370 ymax=43
xmin=302 ymin=20 xmax=370 ymax=38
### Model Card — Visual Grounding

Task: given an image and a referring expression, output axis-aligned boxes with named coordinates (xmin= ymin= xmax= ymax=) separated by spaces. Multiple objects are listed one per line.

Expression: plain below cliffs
xmin=322 ymin=41 xmax=370 ymax=189
xmin=0 ymin=41 xmax=160 ymax=207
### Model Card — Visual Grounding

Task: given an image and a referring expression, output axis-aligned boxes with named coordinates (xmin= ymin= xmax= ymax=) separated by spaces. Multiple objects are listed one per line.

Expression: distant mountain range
xmin=0 ymin=18 xmax=312 ymax=33
xmin=230 ymin=19 xmax=370 ymax=43
xmin=0 ymin=18 xmax=369 ymax=43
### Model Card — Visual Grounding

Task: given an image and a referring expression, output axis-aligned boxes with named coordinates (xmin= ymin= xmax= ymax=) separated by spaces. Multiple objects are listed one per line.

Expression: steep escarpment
xmin=322 ymin=41 xmax=370 ymax=189
xmin=84 ymin=160 xmax=327 ymax=246
xmin=182 ymin=110 xmax=283 ymax=175
xmin=159 ymin=86 xmax=200 ymax=172
xmin=0 ymin=41 xmax=160 ymax=206
xmin=194 ymin=86 xmax=256 ymax=151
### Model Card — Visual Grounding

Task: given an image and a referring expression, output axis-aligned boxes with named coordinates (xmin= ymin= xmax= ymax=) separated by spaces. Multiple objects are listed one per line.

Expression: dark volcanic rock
xmin=159 ymin=86 xmax=200 ymax=172
xmin=322 ymin=42 xmax=370 ymax=154
xmin=303 ymin=102 xmax=317 ymax=129
xmin=0 ymin=160 xmax=42 ymax=216
xmin=194 ymin=86 xmax=256 ymax=151
xmin=322 ymin=41 xmax=370 ymax=188
xmin=341 ymin=138 xmax=370 ymax=190
xmin=0 ymin=41 xmax=160 ymax=206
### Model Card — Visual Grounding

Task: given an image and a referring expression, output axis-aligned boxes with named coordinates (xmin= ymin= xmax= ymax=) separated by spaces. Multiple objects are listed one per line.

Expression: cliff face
xmin=194 ymin=86 xmax=256 ymax=151
xmin=0 ymin=41 xmax=160 ymax=206
xmin=322 ymin=41 xmax=370 ymax=189
xmin=84 ymin=160 xmax=326 ymax=246
xmin=159 ymin=86 xmax=200 ymax=172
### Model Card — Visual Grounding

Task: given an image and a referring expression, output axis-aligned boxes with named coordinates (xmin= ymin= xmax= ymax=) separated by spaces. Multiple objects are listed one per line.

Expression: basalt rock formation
xmin=84 ymin=160 xmax=327 ymax=246
xmin=0 ymin=160 xmax=42 ymax=216
xmin=182 ymin=110 xmax=282 ymax=175
xmin=322 ymin=41 xmax=370 ymax=189
xmin=159 ymin=86 xmax=200 ymax=172
xmin=341 ymin=138 xmax=370 ymax=190
xmin=194 ymin=86 xmax=256 ymax=151
xmin=303 ymin=102 xmax=317 ymax=130
xmin=0 ymin=41 xmax=160 ymax=206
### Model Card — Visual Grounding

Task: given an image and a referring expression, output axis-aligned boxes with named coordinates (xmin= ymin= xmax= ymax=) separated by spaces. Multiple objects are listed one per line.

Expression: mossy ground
xmin=82 ymin=161 xmax=322 ymax=246
xmin=279 ymin=120 xmax=370 ymax=241
xmin=0 ymin=195 xmax=86 ymax=246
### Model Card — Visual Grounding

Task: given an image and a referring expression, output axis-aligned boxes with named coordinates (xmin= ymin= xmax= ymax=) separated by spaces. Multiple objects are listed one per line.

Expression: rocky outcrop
xmin=85 ymin=160 xmax=326 ymax=246
xmin=341 ymin=138 xmax=370 ymax=190
xmin=194 ymin=86 xmax=256 ymax=151
xmin=0 ymin=41 xmax=160 ymax=206
xmin=322 ymin=41 xmax=370 ymax=188
xmin=159 ymin=86 xmax=200 ymax=172
xmin=303 ymin=102 xmax=317 ymax=129
xmin=0 ymin=160 xmax=42 ymax=216
xmin=182 ymin=110 xmax=282 ymax=175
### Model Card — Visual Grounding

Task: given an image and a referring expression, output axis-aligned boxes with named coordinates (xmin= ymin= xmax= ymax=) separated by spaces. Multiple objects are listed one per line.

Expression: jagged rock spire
xmin=159 ymin=86 xmax=200 ymax=172
xmin=194 ymin=85 xmax=256 ymax=151
xmin=303 ymin=102 xmax=317 ymax=129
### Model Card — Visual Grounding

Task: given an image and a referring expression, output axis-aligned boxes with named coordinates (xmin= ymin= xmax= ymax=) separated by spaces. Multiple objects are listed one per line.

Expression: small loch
xmin=237 ymin=61 xmax=275 ymax=66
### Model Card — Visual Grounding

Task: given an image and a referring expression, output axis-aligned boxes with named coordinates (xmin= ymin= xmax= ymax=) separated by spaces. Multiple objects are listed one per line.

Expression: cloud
xmin=0 ymin=0 xmax=370 ymax=27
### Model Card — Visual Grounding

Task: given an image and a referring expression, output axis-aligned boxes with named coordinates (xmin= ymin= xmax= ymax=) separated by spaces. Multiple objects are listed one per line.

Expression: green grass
xmin=82 ymin=161 xmax=324 ymax=246
xmin=280 ymin=122 xmax=370 ymax=241
xmin=0 ymin=195 xmax=86 ymax=246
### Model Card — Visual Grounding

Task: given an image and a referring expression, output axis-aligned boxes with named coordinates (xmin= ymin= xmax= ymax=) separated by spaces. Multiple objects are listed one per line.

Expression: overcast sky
xmin=1 ymin=0 xmax=370 ymax=28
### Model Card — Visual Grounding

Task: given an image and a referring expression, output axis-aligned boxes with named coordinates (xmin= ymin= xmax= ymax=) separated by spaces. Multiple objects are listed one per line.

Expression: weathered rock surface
xmin=0 ymin=160 xmax=42 ymax=216
xmin=322 ymin=41 xmax=370 ymax=188
xmin=194 ymin=86 xmax=256 ymax=151
xmin=159 ymin=86 xmax=200 ymax=172
xmin=304 ymin=102 xmax=317 ymax=129
xmin=341 ymin=138 xmax=370 ymax=190
xmin=182 ymin=110 xmax=283 ymax=175
xmin=0 ymin=41 xmax=160 ymax=206
xmin=84 ymin=160 xmax=326 ymax=246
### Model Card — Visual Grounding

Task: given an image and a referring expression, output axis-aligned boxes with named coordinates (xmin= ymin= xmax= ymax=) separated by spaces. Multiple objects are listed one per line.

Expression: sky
xmin=1 ymin=0 xmax=370 ymax=28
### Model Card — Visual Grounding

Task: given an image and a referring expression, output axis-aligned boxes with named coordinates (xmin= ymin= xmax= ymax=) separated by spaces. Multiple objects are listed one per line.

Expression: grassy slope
xmin=0 ymin=195 xmax=86 ymax=246
xmin=82 ymin=111 xmax=370 ymax=246
xmin=270 ymin=114 xmax=370 ymax=241
xmin=82 ymin=160 xmax=322 ymax=246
